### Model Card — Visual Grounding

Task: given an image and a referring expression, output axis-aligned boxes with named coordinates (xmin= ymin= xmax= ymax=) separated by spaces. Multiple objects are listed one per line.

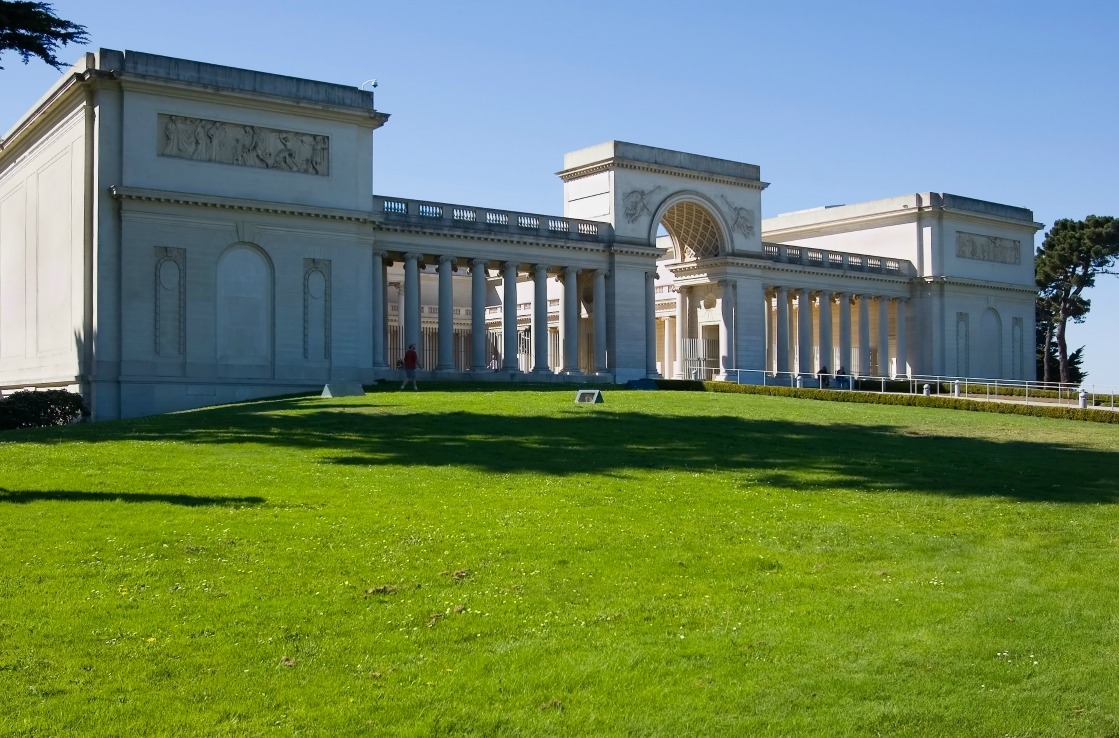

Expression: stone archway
xmin=651 ymin=193 xmax=730 ymax=263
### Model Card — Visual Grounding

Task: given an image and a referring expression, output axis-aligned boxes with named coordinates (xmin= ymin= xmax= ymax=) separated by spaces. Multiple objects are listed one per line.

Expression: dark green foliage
xmin=0 ymin=389 xmax=86 ymax=430
xmin=1036 ymin=301 xmax=1087 ymax=383
xmin=0 ymin=1 xmax=87 ymax=69
xmin=1035 ymin=215 xmax=1119 ymax=383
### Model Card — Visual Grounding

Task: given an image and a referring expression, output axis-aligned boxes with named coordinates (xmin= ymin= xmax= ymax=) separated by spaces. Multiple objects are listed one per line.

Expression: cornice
xmin=0 ymin=70 xmax=95 ymax=160
xmin=371 ymin=220 xmax=612 ymax=255
xmin=763 ymin=201 xmax=1042 ymax=241
xmin=921 ymin=275 xmax=1036 ymax=294
xmin=669 ymin=255 xmax=913 ymax=289
xmin=116 ymin=77 xmax=390 ymax=129
xmin=110 ymin=186 xmax=375 ymax=223
xmin=558 ymin=159 xmax=768 ymax=191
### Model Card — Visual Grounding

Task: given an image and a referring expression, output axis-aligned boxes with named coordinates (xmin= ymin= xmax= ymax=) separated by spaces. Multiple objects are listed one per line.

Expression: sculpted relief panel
xmin=956 ymin=231 xmax=1020 ymax=265
xmin=158 ymin=114 xmax=329 ymax=176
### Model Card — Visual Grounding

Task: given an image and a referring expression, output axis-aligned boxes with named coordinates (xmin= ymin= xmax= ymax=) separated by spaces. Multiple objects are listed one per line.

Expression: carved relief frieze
xmin=956 ymin=231 xmax=1020 ymax=265
xmin=720 ymin=194 xmax=756 ymax=238
xmin=154 ymin=246 xmax=186 ymax=356
xmin=158 ymin=114 xmax=329 ymax=176
xmin=303 ymin=258 xmax=332 ymax=360
xmin=622 ymin=186 xmax=662 ymax=224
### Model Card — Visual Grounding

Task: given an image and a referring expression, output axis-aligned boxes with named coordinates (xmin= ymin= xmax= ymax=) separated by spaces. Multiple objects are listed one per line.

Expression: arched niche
xmin=216 ymin=243 xmax=274 ymax=371
xmin=978 ymin=307 xmax=1002 ymax=379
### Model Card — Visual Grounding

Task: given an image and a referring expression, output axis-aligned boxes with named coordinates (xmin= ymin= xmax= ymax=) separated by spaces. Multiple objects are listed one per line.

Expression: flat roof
xmin=561 ymin=140 xmax=761 ymax=183
xmin=98 ymin=48 xmax=378 ymax=111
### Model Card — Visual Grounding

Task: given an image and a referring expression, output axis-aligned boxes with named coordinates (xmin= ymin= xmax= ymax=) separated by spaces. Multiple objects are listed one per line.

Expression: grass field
xmin=1 ymin=386 xmax=1118 ymax=736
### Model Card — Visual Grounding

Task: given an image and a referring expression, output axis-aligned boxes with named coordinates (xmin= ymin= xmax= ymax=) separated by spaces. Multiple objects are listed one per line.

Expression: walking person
xmin=401 ymin=343 xmax=422 ymax=390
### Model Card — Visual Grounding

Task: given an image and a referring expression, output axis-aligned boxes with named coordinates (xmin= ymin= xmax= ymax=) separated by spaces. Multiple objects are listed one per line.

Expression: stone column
xmin=817 ymin=290 xmax=832 ymax=373
xmin=562 ymin=266 xmax=580 ymax=373
xmin=836 ymin=292 xmax=851 ymax=373
xmin=470 ymin=259 xmax=487 ymax=371
xmin=775 ymin=286 xmax=790 ymax=376
xmin=436 ymin=256 xmax=456 ymax=370
xmin=502 ymin=261 xmax=519 ymax=371
xmin=720 ymin=280 xmax=735 ymax=374
xmin=894 ymin=298 xmax=908 ymax=377
xmin=593 ymin=269 xmax=607 ymax=373
xmin=877 ymin=296 xmax=889 ymax=377
xmin=645 ymin=271 xmax=658 ymax=376
xmin=675 ymin=286 xmax=687 ymax=379
xmin=857 ymin=294 xmax=871 ymax=376
xmin=796 ymin=288 xmax=812 ymax=376
xmin=662 ymin=315 xmax=673 ymax=379
xmin=533 ymin=264 xmax=550 ymax=373
xmin=371 ymin=251 xmax=388 ymax=369
xmin=403 ymin=252 xmax=421 ymax=351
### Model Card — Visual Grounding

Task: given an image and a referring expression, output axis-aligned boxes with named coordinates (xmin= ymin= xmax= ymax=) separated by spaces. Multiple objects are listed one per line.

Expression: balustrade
xmin=374 ymin=195 xmax=609 ymax=242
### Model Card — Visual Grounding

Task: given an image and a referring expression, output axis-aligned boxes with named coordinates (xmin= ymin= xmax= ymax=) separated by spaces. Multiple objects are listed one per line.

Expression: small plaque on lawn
xmin=575 ymin=389 xmax=603 ymax=404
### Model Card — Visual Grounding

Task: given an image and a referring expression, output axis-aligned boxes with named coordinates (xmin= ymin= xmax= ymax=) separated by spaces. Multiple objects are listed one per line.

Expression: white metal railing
xmin=711 ymin=369 xmax=1119 ymax=409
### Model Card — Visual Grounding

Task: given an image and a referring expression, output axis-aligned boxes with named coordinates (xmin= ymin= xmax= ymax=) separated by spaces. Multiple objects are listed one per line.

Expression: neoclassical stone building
xmin=0 ymin=49 xmax=1041 ymax=420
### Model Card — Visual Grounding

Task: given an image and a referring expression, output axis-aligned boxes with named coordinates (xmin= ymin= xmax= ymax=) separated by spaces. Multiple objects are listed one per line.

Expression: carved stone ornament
xmin=956 ymin=231 xmax=1020 ymax=265
xmin=154 ymin=246 xmax=185 ymax=356
xmin=720 ymin=195 xmax=756 ymax=238
xmin=622 ymin=186 xmax=662 ymax=224
xmin=158 ymin=114 xmax=329 ymax=176
xmin=303 ymin=258 xmax=332 ymax=360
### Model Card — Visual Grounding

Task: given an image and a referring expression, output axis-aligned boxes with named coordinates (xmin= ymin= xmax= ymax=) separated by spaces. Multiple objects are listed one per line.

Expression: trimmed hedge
xmin=653 ymin=379 xmax=1119 ymax=424
xmin=0 ymin=389 xmax=88 ymax=431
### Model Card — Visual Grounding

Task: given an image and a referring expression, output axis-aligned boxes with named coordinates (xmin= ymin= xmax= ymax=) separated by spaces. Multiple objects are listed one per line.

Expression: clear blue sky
xmin=4 ymin=1 xmax=1116 ymax=384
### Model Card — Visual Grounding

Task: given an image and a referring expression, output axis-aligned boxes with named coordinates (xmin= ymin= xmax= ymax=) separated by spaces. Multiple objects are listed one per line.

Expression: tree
xmin=0 ymin=1 xmax=87 ymax=70
xmin=1035 ymin=303 xmax=1086 ymax=383
xmin=1035 ymin=215 xmax=1119 ymax=384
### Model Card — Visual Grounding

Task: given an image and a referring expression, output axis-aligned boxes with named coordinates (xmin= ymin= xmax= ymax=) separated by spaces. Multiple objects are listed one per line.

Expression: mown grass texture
xmin=1 ymin=387 xmax=1118 ymax=736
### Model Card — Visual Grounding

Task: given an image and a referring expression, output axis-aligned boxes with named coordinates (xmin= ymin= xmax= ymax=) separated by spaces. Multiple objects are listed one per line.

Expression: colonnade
xmin=371 ymin=251 xmax=632 ymax=376
xmin=765 ymin=288 xmax=908 ymax=378
xmin=662 ymin=283 xmax=908 ymax=380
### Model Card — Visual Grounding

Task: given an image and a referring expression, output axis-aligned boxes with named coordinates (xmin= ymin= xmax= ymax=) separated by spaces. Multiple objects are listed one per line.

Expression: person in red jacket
xmin=401 ymin=344 xmax=421 ymax=390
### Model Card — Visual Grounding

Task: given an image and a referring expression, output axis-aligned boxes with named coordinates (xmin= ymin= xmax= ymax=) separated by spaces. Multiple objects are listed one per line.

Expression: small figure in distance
xmin=488 ymin=351 xmax=500 ymax=372
xmin=401 ymin=343 xmax=422 ymax=390
xmin=835 ymin=366 xmax=848 ymax=389
xmin=818 ymin=365 xmax=830 ymax=388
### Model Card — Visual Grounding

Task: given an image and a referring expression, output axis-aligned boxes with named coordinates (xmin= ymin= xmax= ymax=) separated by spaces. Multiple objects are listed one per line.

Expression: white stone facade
xmin=0 ymin=49 xmax=1041 ymax=420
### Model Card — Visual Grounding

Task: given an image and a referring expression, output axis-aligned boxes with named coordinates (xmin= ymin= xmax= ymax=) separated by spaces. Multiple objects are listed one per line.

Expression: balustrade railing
xmin=373 ymin=195 xmax=612 ymax=243
xmin=762 ymin=242 xmax=912 ymax=276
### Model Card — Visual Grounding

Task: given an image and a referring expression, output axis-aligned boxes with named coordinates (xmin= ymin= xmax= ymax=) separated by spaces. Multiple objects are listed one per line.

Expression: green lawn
xmin=1 ymin=387 xmax=1118 ymax=736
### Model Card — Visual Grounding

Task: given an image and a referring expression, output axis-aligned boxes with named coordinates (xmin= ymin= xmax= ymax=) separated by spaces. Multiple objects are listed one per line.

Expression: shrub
xmin=0 ymin=389 xmax=88 ymax=431
xmin=649 ymin=380 xmax=1119 ymax=425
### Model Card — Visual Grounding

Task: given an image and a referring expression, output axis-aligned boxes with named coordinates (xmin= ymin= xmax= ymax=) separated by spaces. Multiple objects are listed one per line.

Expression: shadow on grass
xmin=0 ymin=487 xmax=265 ymax=507
xmin=4 ymin=393 xmax=1116 ymax=504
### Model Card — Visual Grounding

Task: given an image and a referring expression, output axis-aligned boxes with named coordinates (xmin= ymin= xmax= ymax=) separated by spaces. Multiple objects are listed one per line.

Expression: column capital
xmin=372 ymin=249 xmax=388 ymax=259
xmin=439 ymin=254 xmax=456 ymax=267
xmin=404 ymin=252 xmax=422 ymax=261
xmin=502 ymin=260 xmax=519 ymax=271
xmin=471 ymin=257 xmax=488 ymax=269
xmin=594 ymin=268 xmax=609 ymax=278
xmin=534 ymin=263 xmax=550 ymax=276
xmin=564 ymin=265 xmax=580 ymax=277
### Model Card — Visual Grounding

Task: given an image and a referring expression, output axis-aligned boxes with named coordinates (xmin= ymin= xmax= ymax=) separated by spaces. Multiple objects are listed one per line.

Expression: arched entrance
xmin=652 ymin=195 xmax=731 ymax=379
